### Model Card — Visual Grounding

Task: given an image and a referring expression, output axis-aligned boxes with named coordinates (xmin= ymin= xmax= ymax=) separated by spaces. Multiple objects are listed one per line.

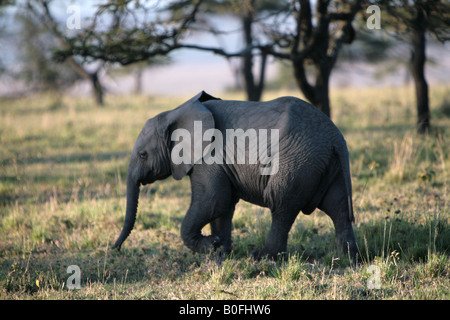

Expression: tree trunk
xmin=314 ymin=62 xmax=332 ymax=117
xmin=287 ymin=0 xmax=362 ymax=119
xmin=241 ymin=0 xmax=265 ymax=102
xmin=292 ymin=57 xmax=332 ymax=118
xmin=243 ymin=51 xmax=267 ymax=102
xmin=67 ymin=56 xmax=105 ymax=107
xmin=290 ymin=0 xmax=334 ymax=118
xmin=90 ymin=72 xmax=104 ymax=106
xmin=410 ymin=10 xmax=429 ymax=134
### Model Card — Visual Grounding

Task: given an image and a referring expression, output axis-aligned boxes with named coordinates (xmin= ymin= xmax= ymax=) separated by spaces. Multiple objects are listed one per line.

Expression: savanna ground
xmin=0 ymin=86 xmax=449 ymax=300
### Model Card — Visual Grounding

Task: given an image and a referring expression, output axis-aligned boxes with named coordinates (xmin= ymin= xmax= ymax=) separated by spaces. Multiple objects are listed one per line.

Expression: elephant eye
xmin=139 ymin=151 xmax=148 ymax=160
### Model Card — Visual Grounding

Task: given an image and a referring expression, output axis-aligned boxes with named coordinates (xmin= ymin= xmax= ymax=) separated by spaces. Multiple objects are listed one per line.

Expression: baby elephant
xmin=113 ymin=91 xmax=358 ymax=260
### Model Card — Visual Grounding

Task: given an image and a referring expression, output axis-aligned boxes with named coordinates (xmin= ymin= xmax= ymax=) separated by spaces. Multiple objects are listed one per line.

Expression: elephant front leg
xmin=180 ymin=186 xmax=236 ymax=254
xmin=180 ymin=209 xmax=221 ymax=254
xmin=181 ymin=168 xmax=237 ymax=254
xmin=210 ymin=210 xmax=235 ymax=256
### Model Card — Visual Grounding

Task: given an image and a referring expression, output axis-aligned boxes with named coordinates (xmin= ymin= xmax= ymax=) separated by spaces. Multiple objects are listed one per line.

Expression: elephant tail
xmin=334 ymin=145 xmax=355 ymax=223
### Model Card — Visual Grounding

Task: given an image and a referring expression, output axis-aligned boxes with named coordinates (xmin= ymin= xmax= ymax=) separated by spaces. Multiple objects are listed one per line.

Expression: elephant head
xmin=113 ymin=91 xmax=219 ymax=250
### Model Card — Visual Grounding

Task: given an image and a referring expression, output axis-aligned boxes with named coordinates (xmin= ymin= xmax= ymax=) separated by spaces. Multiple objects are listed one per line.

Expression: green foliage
xmin=0 ymin=87 xmax=449 ymax=299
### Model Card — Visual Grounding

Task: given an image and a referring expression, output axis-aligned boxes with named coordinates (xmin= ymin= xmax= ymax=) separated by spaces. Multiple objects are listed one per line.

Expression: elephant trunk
xmin=113 ymin=174 xmax=140 ymax=250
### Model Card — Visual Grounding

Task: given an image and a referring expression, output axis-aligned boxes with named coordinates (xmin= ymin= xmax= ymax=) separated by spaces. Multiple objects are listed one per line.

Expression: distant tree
xmin=55 ymin=0 xmax=255 ymax=99
xmin=240 ymin=0 xmax=267 ymax=101
xmin=174 ymin=0 xmax=361 ymax=107
xmin=376 ymin=0 xmax=450 ymax=134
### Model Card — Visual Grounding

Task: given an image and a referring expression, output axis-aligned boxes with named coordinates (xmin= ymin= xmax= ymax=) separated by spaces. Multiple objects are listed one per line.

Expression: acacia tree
xmin=60 ymin=0 xmax=283 ymax=102
xmin=57 ymin=1 xmax=204 ymax=64
xmin=167 ymin=0 xmax=362 ymax=107
xmin=261 ymin=0 xmax=362 ymax=117
xmin=54 ymin=0 xmax=209 ymax=103
xmin=241 ymin=0 xmax=267 ymax=101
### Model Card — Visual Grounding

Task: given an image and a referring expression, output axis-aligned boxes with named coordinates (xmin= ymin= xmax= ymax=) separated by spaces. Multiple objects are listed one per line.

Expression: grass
xmin=0 ymin=86 xmax=449 ymax=300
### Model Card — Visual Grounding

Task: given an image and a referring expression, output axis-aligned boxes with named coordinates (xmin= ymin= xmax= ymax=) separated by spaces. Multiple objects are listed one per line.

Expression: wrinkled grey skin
xmin=113 ymin=91 xmax=357 ymax=260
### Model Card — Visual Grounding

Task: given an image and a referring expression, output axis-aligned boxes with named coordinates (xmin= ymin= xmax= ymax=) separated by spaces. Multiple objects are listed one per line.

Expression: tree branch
xmin=56 ymin=0 xmax=205 ymax=66
xmin=174 ymin=44 xmax=248 ymax=58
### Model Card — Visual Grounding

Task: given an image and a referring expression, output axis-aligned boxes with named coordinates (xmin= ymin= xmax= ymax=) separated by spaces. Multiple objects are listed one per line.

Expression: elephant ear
xmin=157 ymin=91 xmax=219 ymax=180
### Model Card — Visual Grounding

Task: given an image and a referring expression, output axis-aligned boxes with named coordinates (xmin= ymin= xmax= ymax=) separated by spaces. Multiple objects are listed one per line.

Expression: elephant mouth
xmin=141 ymin=172 xmax=171 ymax=185
xmin=139 ymin=179 xmax=151 ymax=186
xmin=139 ymin=177 xmax=157 ymax=186
xmin=137 ymin=171 xmax=154 ymax=186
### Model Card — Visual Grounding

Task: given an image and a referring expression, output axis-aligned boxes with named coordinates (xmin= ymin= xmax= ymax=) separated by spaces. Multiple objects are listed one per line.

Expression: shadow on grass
xmin=1 ymin=150 xmax=130 ymax=167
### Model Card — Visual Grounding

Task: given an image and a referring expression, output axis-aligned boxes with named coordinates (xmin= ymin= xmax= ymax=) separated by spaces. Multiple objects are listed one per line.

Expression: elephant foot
xmin=211 ymin=235 xmax=222 ymax=250
xmin=211 ymin=246 xmax=233 ymax=265
xmin=336 ymin=237 xmax=360 ymax=264
xmin=250 ymin=249 xmax=286 ymax=261
xmin=197 ymin=236 xmax=234 ymax=265
xmin=202 ymin=235 xmax=222 ymax=253
xmin=184 ymin=235 xmax=223 ymax=254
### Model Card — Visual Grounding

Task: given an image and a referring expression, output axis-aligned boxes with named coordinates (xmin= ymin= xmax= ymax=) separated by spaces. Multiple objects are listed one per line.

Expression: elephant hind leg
xmin=318 ymin=173 xmax=358 ymax=261
xmin=302 ymin=155 xmax=341 ymax=215
xmin=252 ymin=207 xmax=300 ymax=260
